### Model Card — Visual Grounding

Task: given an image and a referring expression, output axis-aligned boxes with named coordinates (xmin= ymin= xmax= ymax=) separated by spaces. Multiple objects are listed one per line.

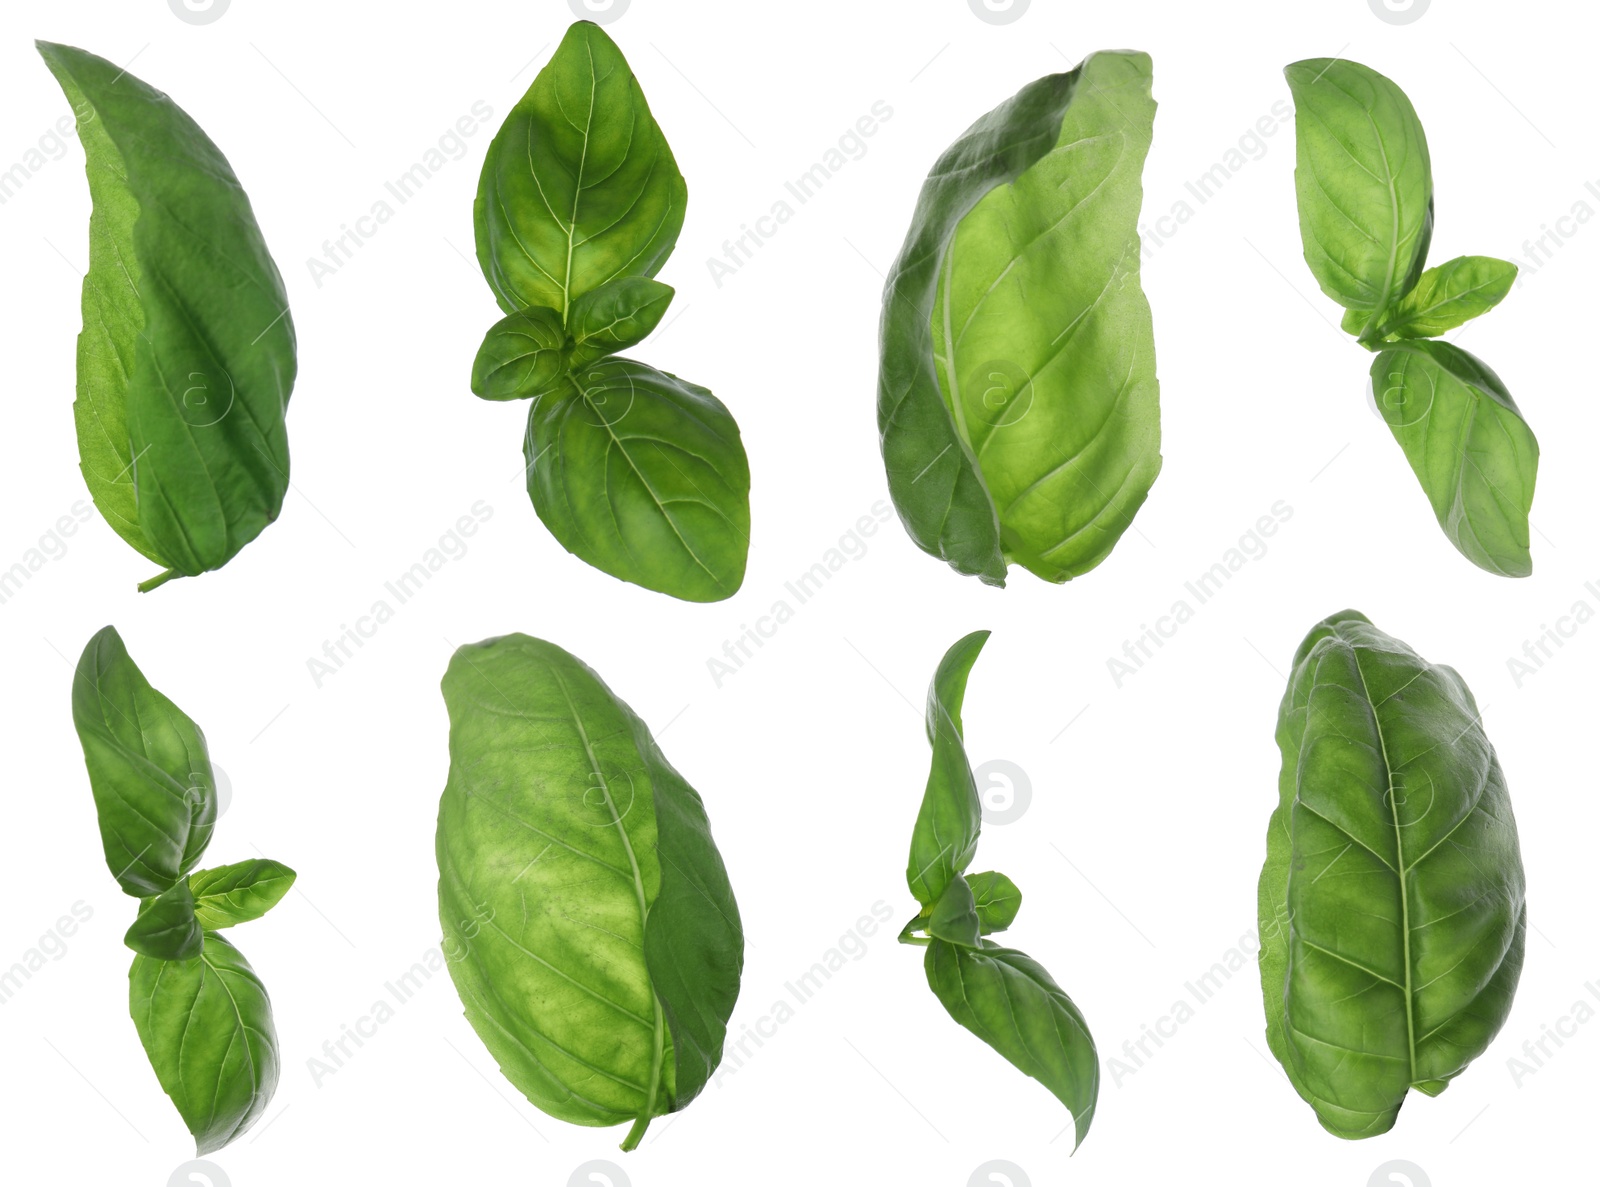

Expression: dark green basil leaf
xmin=474 ymin=22 xmax=685 ymax=317
xmin=130 ymin=931 xmax=280 ymax=1154
xmin=927 ymin=874 xmax=982 ymax=948
xmin=926 ymin=941 xmax=1099 ymax=1150
xmin=568 ymin=277 xmax=675 ymax=367
xmin=967 ymin=870 xmax=1022 ymax=934
xmin=471 ymin=307 xmax=569 ymax=400
xmin=906 ymin=630 xmax=989 ymax=906
xmin=72 ymin=626 xmax=215 ymax=897
xmin=1285 ymin=58 xmax=1433 ymax=331
xmin=124 ymin=882 xmax=202 ymax=961
xmin=523 ymin=357 xmax=750 ymax=602
xmin=1373 ymin=255 xmax=1518 ymax=341
xmin=39 ymin=43 xmax=296 ymax=591
xmin=1369 ymin=341 xmax=1538 ymax=577
xmin=189 ymin=859 xmax=297 ymax=930
xmin=880 ymin=51 xmax=1160 ymax=586
xmin=436 ymin=634 xmax=743 ymax=1150
xmin=1258 ymin=611 xmax=1526 ymax=1139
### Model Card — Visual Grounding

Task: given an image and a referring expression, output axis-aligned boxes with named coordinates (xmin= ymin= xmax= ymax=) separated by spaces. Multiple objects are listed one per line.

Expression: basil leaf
xmin=524 ymin=357 xmax=750 ymax=602
xmin=130 ymin=932 xmax=280 ymax=1154
xmin=1370 ymin=341 xmax=1538 ymax=577
xmin=72 ymin=626 xmax=216 ymax=897
xmin=124 ymin=882 xmax=202 ymax=961
xmin=906 ymin=630 xmax=989 ymax=907
xmin=927 ymin=874 xmax=982 ymax=948
xmin=925 ymin=941 xmax=1099 ymax=1150
xmin=190 ymin=859 xmax=297 ymax=930
xmin=1373 ymin=255 xmax=1518 ymax=341
xmin=436 ymin=634 xmax=743 ymax=1150
xmin=1285 ymin=58 xmax=1433 ymax=331
xmin=471 ymin=307 xmax=569 ymax=401
xmin=568 ymin=277 xmax=675 ymax=367
xmin=39 ymin=43 xmax=296 ymax=591
xmin=880 ymin=51 xmax=1161 ymax=586
xmin=474 ymin=22 xmax=685 ymax=317
xmin=967 ymin=870 xmax=1022 ymax=934
xmin=1258 ymin=611 xmax=1526 ymax=1139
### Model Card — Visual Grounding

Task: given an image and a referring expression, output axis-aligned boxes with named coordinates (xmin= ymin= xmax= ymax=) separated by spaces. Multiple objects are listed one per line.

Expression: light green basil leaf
xmin=436 ymin=634 xmax=743 ymax=1150
xmin=1374 ymin=255 xmax=1518 ymax=340
xmin=130 ymin=931 xmax=280 ymax=1154
xmin=523 ymin=357 xmax=750 ymax=602
xmin=474 ymin=22 xmax=685 ymax=317
xmin=927 ymin=874 xmax=982 ymax=948
xmin=906 ymin=631 xmax=989 ymax=907
xmin=568 ymin=277 xmax=675 ymax=367
xmin=967 ymin=870 xmax=1022 ymax=935
xmin=39 ymin=43 xmax=296 ymax=592
xmin=124 ymin=882 xmax=202 ymax=961
xmin=72 ymin=626 xmax=215 ymax=898
xmin=926 ymin=941 xmax=1099 ymax=1150
xmin=1258 ymin=611 xmax=1526 ymax=1138
xmin=1286 ymin=58 xmax=1433 ymax=331
xmin=880 ymin=51 xmax=1160 ymax=586
xmin=1370 ymin=340 xmax=1538 ymax=577
xmin=471 ymin=306 xmax=569 ymax=401
xmin=190 ymin=859 xmax=297 ymax=930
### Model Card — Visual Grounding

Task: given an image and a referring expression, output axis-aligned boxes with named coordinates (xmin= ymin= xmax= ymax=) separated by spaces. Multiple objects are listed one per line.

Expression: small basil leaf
xmin=130 ymin=931 xmax=280 ymax=1154
xmin=928 ymin=874 xmax=982 ymax=948
xmin=190 ymin=859 xmax=297 ymax=930
xmin=39 ymin=42 xmax=296 ymax=589
xmin=568 ymin=277 xmax=675 ymax=367
xmin=925 ymin=940 xmax=1099 ymax=1150
xmin=72 ymin=627 xmax=216 ymax=897
xmin=1369 ymin=341 xmax=1538 ymax=576
xmin=967 ymin=870 xmax=1022 ymax=934
xmin=470 ymin=307 xmax=569 ymax=400
xmin=906 ymin=631 xmax=989 ymax=907
xmin=1285 ymin=58 xmax=1433 ymax=328
xmin=124 ymin=882 xmax=202 ymax=961
xmin=524 ymin=357 xmax=750 ymax=602
xmin=1375 ymin=255 xmax=1518 ymax=340
xmin=474 ymin=22 xmax=685 ymax=317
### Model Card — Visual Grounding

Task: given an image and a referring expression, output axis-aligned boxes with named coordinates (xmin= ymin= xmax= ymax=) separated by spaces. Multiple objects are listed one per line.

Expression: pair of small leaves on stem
xmin=899 ymin=630 xmax=1099 ymax=1151
xmin=469 ymin=21 xmax=750 ymax=603
xmin=73 ymin=626 xmax=293 ymax=1154
xmin=1286 ymin=58 xmax=1537 ymax=578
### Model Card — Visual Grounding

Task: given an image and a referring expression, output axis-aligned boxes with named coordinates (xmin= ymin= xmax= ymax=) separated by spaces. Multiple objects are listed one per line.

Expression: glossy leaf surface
xmin=907 ymin=630 xmax=988 ymax=905
xmin=1374 ymin=255 xmax=1517 ymax=341
xmin=189 ymin=859 xmax=297 ymax=930
xmin=967 ymin=870 xmax=1022 ymax=934
xmin=1258 ymin=611 xmax=1526 ymax=1138
xmin=471 ymin=307 xmax=569 ymax=401
xmin=436 ymin=634 xmax=742 ymax=1148
xmin=124 ymin=882 xmax=203 ymax=961
xmin=879 ymin=51 xmax=1160 ymax=586
xmin=568 ymin=277 xmax=675 ymax=366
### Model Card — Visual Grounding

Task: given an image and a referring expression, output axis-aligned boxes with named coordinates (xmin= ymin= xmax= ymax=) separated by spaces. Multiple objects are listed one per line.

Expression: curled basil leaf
xmin=39 ymin=43 xmax=297 ymax=593
xmin=470 ymin=22 xmax=749 ymax=601
xmin=436 ymin=634 xmax=743 ymax=1150
xmin=1285 ymin=58 xmax=1537 ymax=576
xmin=1258 ymin=611 xmax=1526 ymax=1139
xmin=879 ymin=51 xmax=1161 ymax=586
xmin=899 ymin=632 xmax=1099 ymax=1149
xmin=72 ymin=627 xmax=291 ymax=1153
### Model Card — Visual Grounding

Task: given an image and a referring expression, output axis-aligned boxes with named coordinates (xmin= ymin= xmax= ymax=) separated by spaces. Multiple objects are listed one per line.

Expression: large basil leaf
xmin=1370 ymin=341 xmax=1538 ymax=578
xmin=1285 ymin=58 xmax=1433 ymax=331
xmin=1373 ymin=256 xmax=1518 ymax=341
xmin=72 ymin=626 xmax=216 ymax=898
xmin=436 ymin=634 xmax=743 ymax=1150
xmin=523 ymin=358 xmax=750 ymax=603
xmin=189 ymin=859 xmax=297 ymax=930
xmin=130 ymin=932 xmax=281 ymax=1154
xmin=899 ymin=631 xmax=1099 ymax=1148
xmin=39 ymin=43 xmax=296 ymax=591
xmin=879 ymin=51 xmax=1160 ymax=586
xmin=474 ymin=21 xmax=685 ymax=317
xmin=1258 ymin=611 xmax=1526 ymax=1139
xmin=926 ymin=942 xmax=1100 ymax=1150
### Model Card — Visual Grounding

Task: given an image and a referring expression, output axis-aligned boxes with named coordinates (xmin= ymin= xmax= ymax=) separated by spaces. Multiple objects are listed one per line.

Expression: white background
xmin=0 ymin=0 xmax=1593 ymax=1184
